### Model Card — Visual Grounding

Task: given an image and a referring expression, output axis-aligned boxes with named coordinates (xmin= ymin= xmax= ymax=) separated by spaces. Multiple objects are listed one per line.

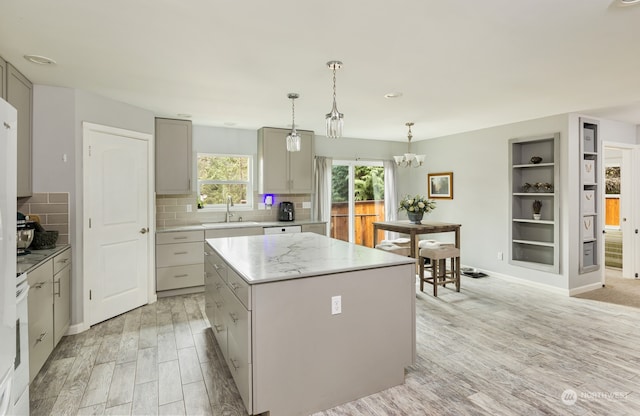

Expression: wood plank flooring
xmin=31 ymin=275 xmax=640 ymax=415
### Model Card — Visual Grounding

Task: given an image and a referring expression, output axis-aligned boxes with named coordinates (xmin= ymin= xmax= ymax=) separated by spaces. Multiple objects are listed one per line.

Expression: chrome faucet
xmin=226 ymin=195 xmax=234 ymax=222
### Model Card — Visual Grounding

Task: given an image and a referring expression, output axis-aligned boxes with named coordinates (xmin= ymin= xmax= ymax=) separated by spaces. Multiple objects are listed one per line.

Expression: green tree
xmin=332 ymin=165 xmax=384 ymax=202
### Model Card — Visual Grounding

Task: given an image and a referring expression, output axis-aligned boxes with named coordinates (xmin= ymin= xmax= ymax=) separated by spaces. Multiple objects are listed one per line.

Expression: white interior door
xmin=83 ymin=123 xmax=152 ymax=326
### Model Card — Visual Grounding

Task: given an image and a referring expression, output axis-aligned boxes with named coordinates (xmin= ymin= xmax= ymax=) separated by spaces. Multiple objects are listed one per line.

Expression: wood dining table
xmin=372 ymin=220 xmax=462 ymax=260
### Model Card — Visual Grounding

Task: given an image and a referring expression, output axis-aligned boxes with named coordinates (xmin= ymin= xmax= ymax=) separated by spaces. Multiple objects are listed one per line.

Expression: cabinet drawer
xmin=157 ymin=264 xmax=204 ymax=291
xmin=263 ymin=225 xmax=301 ymax=235
xmin=53 ymin=248 xmax=71 ymax=274
xmin=227 ymin=268 xmax=250 ymax=309
xmin=228 ymin=335 xmax=252 ymax=414
xmin=28 ymin=258 xmax=53 ymax=287
xmin=223 ymin=284 xmax=252 ymax=413
xmin=156 ymin=242 xmax=204 ymax=267
xmin=205 ymin=250 xmax=227 ymax=282
xmin=156 ymin=230 xmax=203 ymax=245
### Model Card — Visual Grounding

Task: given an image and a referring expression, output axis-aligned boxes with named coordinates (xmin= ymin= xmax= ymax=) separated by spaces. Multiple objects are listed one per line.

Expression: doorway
xmin=82 ymin=123 xmax=154 ymax=326
xmin=603 ymin=144 xmax=639 ymax=280
xmin=330 ymin=161 xmax=385 ymax=247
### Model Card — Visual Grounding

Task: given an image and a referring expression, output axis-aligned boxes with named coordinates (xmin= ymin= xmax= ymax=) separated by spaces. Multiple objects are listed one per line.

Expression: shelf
xmin=513 ymin=219 xmax=554 ymax=225
xmin=513 ymin=239 xmax=555 ymax=248
xmin=509 ymin=133 xmax=560 ymax=273
xmin=513 ymin=193 xmax=554 ymax=197
xmin=512 ymin=162 xmax=554 ymax=169
xmin=579 ymin=118 xmax=600 ymax=274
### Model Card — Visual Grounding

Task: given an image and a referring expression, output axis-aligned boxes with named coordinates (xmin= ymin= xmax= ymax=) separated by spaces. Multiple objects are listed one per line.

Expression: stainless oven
xmin=12 ymin=277 xmax=29 ymax=414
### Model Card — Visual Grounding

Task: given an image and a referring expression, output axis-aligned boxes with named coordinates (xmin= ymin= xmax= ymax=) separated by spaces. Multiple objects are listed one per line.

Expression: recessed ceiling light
xmin=384 ymin=92 xmax=403 ymax=99
xmin=618 ymin=0 xmax=640 ymax=5
xmin=23 ymin=55 xmax=56 ymax=65
xmin=177 ymin=113 xmax=192 ymax=118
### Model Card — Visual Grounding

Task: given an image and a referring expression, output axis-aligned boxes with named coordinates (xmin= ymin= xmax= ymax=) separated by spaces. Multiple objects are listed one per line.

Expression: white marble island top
xmin=206 ymin=232 xmax=415 ymax=284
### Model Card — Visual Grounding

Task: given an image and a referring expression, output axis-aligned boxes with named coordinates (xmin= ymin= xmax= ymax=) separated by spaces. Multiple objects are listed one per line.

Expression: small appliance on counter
xmin=278 ymin=201 xmax=295 ymax=221
xmin=16 ymin=213 xmax=35 ymax=256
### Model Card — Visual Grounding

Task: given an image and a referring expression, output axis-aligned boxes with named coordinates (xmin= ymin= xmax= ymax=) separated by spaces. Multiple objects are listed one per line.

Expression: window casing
xmin=197 ymin=153 xmax=253 ymax=210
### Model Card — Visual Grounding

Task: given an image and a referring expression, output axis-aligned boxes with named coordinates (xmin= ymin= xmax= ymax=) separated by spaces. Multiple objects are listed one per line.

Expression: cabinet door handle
xmin=33 ymin=282 xmax=46 ymax=289
xmin=214 ymin=324 xmax=225 ymax=333
xmin=174 ymin=236 xmax=188 ymax=240
xmin=230 ymin=282 xmax=240 ymax=291
xmin=54 ymin=280 xmax=61 ymax=296
xmin=174 ymin=251 xmax=188 ymax=255
xmin=230 ymin=358 xmax=240 ymax=371
xmin=36 ymin=332 xmax=48 ymax=343
xmin=173 ymin=274 xmax=188 ymax=278
xmin=56 ymin=258 xmax=69 ymax=264
xmin=215 ymin=283 xmax=223 ymax=290
xmin=229 ymin=312 xmax=239 ymax=323
xmin=215 ymin=301 xmax=223 ymax=309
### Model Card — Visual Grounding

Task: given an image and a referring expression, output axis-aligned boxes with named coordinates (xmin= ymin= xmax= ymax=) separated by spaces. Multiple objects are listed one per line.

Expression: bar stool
xmin=418 ymin=245 xmax=461 ymax=296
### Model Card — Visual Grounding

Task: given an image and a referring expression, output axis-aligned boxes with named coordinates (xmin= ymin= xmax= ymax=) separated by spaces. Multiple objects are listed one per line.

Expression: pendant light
xmin=286 ymin=93 xmax=301 ymax=152
xmin=325 ymin=60 xmax=344 ymax=138
xmin=394 ymin=122 xmax=426 ymax=168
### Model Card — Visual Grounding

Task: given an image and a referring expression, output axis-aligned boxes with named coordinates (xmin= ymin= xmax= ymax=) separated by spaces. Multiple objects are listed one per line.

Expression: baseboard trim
xmin=463 ymin=265 xmax=569 ymax=296
xmin=568 ymin=282 xmax=603 ymax=296
xmin=67 ymin=322 xmax=90 ymax=335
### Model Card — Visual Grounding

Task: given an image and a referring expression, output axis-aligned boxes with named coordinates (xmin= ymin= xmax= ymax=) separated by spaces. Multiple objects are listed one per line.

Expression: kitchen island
xmin=205 ymin=232 xmax=415 ymax=416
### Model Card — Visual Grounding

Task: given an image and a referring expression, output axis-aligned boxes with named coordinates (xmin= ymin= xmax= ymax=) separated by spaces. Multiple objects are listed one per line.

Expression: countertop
xmin=17 ymin=245 xmax=71 ymax=277
xmin=206 ymin=232 xmax=415 ymax=285
xmin=158 ymin=219 xmax=325 ymax=233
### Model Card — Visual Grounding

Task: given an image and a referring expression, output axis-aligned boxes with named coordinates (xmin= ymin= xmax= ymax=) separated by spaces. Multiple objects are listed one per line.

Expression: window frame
xmin=197 ymin=153 xmax=254 ymax=211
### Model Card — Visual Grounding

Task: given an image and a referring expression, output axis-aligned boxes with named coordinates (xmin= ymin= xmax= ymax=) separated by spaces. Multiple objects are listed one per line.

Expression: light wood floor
xmin=31 ymin=275 xmax=640 ymax=415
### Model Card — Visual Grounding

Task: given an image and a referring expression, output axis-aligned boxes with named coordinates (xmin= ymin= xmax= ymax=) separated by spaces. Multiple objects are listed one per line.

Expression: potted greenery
xmin=532 ymin=200 xmax=542 ymax=220
xmin=398 ymin=194 xmax=436 ymax=224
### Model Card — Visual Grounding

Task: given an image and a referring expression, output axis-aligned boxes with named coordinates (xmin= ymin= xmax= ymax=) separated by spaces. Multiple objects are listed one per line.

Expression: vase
xmin=407 ymin=211 xmax=424 ymax=224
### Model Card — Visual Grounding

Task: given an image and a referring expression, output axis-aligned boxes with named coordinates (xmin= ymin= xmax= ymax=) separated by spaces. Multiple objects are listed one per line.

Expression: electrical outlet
xmin=303 ymin=201 xmax=311 ymax=209
xmin=331 ymin=295 xmax=342 ymax=315
xmin=497 ymin=251 xmax=503 ymax=260
xmin=186 ymin=204 xmax=192 ymax=212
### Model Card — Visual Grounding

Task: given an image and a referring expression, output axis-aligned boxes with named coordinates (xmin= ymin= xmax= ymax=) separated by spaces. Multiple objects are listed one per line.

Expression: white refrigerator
xmin=0 ymin=98 xmax=17 ymax=415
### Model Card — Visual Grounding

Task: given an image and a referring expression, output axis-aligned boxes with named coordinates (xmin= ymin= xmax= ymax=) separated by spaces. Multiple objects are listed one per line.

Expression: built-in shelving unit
xmin=509 ymin=133 xmax=560 ymax=273
xmin=579 ymin=118 xmax=600 ymax=273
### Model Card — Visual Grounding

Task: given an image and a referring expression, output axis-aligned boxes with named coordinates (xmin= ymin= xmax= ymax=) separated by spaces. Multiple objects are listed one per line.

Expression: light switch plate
xmin=302 ymin=201 xmax=311 ymax=209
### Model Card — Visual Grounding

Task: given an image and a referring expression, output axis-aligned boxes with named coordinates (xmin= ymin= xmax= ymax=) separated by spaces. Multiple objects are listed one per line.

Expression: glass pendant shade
xmin=286 ymin=131 xmax=301 ymax=152
xmin=286 ymin=92 xmax=301 ymax=152
xmin=325 ymin=61 xmax=343 ymax=139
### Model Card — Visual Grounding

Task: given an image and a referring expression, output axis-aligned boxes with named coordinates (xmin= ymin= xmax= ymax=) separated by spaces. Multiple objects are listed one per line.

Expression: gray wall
xmin=33 ymin=85 xmax=154 ymax=328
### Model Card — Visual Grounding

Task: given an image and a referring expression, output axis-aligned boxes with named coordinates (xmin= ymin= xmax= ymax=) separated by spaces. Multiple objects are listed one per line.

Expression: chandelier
xmin=394 ymin=122 xmax=425 ymax=168
xmin=325 ymin=60 xmax=343 ymax=138
xmin=286 ymin=93 xmax=301 ymax=152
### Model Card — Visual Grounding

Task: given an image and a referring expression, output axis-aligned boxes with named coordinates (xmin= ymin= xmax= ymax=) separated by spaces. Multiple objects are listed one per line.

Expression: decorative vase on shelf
xmin=407 ymin=211 xmax=424 ymax=224
xmin=533 ymin=213 xmax=541 ymax=220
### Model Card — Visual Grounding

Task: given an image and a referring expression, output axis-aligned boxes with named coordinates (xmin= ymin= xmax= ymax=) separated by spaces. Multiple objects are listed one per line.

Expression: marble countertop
xmin=17 ymin=244 xmax=71 ymax=277
xmin=158 ymin=220 xmax=325 ymax=233
xmin=206 ymin=233 xmax=415 ymax=285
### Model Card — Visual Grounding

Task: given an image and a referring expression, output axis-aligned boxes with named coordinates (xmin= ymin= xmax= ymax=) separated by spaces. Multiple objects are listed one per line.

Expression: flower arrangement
xmin=398 ymin=194 xmax=436 ymax=214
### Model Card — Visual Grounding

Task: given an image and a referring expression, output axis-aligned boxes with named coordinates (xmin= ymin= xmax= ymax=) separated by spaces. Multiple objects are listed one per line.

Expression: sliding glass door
xmin=331 ymin=160 xmax=385 ymax=247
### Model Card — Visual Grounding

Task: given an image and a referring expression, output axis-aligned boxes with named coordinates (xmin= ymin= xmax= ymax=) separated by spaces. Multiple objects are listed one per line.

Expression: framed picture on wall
xmin=428 ymin=172 xmax=453 ymax=199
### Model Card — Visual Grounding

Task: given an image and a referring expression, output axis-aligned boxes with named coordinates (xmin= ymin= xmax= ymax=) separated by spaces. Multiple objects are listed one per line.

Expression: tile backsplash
xmin=17 ymin=192 xmax=70 ymax=245
xmin=156 ymin=192 xmax=312 ymax=228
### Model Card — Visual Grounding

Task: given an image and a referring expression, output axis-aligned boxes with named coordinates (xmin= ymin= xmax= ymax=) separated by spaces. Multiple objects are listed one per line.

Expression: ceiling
xmin=1 ymin=0 xmax=640 ymax=142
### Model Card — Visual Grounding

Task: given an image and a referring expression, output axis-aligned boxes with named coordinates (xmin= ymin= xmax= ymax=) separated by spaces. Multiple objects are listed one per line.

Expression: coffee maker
xmin=278 ymin=202 xmax=295 ymax=221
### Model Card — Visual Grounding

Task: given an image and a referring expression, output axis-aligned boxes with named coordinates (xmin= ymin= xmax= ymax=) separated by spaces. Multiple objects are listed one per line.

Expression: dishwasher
xmin=263 ymin=225 xmax=302 ymax=235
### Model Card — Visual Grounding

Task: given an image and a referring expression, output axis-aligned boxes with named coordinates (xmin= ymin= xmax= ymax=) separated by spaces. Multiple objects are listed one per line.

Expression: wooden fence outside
xmin=330 ymin=200 xmax=385 ymax=247
xmin=606 ymin=197 xmax=619 ymax=226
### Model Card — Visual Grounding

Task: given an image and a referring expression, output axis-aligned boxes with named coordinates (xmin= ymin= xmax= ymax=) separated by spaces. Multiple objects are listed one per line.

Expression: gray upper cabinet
xmin=0 ymin=56 xmax=6 ymax=99
xmin=258 ymin=127 xmax=314 ymax=194
xmin=7 ymin=63 xmax=33 ymax=197
xmin=155 ymin=117 xmax=192 ymax=195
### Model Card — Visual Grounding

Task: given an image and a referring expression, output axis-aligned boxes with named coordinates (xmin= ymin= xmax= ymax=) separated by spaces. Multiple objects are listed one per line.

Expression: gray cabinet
xmin=28 ymin=247 xmax=71 ymax=381
xmin=579 ymin=118 xmax=600 ymax=273
xmin=0 ymin=55 xmax=6 ymax=99
xmin=155 ymin=118 xmax=192 ymax=194
xmin=7 ymin=63 xmax=32 ymax=197
xmin=155 ymin=230 xmax=204 ymax=292
xmin=509 ymin=133 xmax=560 ymax=273
xmin=53 ymin=248 xmax=71 ymax=345
xmin=258 ymin=127 xmax=314 ymax=194
xmin=301 ymin=223 xmax=327 ymax=235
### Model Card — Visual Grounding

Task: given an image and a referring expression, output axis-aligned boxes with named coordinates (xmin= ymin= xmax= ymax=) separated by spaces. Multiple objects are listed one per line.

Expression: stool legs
xmin=418 ymin=255 xmax=461 ymax=297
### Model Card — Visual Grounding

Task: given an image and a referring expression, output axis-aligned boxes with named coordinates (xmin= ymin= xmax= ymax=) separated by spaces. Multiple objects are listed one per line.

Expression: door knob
xmin=140 ymin=227 xmax=149 ymax=234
